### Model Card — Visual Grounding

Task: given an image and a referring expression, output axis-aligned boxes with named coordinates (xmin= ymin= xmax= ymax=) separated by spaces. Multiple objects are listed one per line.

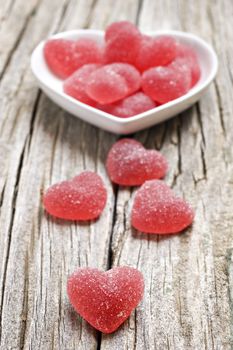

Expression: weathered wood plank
xmin=0 ymin=0 xmax=140 ymax=349
xmin=100 ymin=1 xmax=233 ymax=349
xmin=1 ymin=0 xmax=233 ymax=349
xmin=0 ymin=0 xmax=105 ymax=348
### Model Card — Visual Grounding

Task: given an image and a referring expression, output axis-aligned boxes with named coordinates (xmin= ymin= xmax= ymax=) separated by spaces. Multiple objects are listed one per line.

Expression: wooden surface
xmin=0 ymin=0 xmax=232 ymax=349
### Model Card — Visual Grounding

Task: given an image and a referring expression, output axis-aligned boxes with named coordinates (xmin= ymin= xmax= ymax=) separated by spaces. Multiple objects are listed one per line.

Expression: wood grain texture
xmin=0 ymin=0 xmax=233 ymax=349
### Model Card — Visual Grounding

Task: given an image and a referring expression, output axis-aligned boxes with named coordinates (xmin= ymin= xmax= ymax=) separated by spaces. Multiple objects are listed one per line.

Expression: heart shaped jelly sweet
xmin=132 ymin=180 xmax=194 ymax=234
xmin=44 ymin=38 xmax=103 ymax=79
xmin=43 ymin=171 xmax=107 ymax=221
xmin=106 ymin=138 xmax=168 ymax=186
xmin=67 ymin=266 xmax=144 ymax=333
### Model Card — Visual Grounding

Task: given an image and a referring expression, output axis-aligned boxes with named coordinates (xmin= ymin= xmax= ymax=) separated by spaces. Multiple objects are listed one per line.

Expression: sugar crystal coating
xmin=43 ymin=171 xmax=107 ymax=221
xmin=142 ymin=65 xmax=191 ymax=103
xmin=174 ymin=43 xmax=201 ymax=86
xmin=132 ymin=180 xmax=194 ymax=234
xmin=106 ymin=138 xmax=168 ymax=186
xmin=104 ymin=21 xmax=141 ymax=65
xmin=107 ymin=63 xmax=141 ymax=93
xmin=67 ymin=266 xmax=144 ymax=333
xmin=136 ymin=35 xmax=177 ymax=72
xmin=105 ymin=21 xmax=139 ymax=42
xmin=63 ymin=64 xmax=101 ymax=106
xmin=99 ymin=92 xmax=156 ymax=118
xmin=85 ymin=63 xmax=140 ymax=104
xmin=44 ymin=38 xmax=103 ymax=79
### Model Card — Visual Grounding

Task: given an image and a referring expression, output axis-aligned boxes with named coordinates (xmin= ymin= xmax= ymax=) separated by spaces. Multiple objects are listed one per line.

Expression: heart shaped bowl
xmin=31 ymin=29 xmax=218 ymax=134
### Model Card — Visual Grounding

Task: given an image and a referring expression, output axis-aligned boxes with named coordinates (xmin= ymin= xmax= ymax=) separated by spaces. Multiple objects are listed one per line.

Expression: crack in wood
xmin=0 ymin=138 xmax=27 ymax=343
xmin=133 ymin=309 xmax=138 ymax=350
xmin=195 ymin=103 xmax=206 ymax=147
xmin=114 ymin=198 xmax=132 ymax=266
xmin=214 ymin=81 xmax=226 ymax=136
xmin=226 ymin=250 xmax=233 ymax=348
xmin=107 ymin=185 xmax=119 ymax=270
xmin=53 ymin=0 xmax=71 ymax=32
xmin=155 ymin=125 xmax=167 ymax=151
xmin=96 ymin=331 xmax=102 ymax=350
xmin=83 ymin=0 xmax=99 ymax=29
xmin=27 ymin=91 xmax=42 ymax=152
xmin=19 ymin=251 xmax=29 ymax=350
xmin=0 ymin=182 xmax=6 ymax=209
xmin=191 ymin=172 xmax=206 ymax=188
xmin=136 ymin=0 xmax=144 ymax=24
xmin=200 ymin=145 xmax=207 ymax=180
xmin=171 ymin=119 xmax=182 ymax=188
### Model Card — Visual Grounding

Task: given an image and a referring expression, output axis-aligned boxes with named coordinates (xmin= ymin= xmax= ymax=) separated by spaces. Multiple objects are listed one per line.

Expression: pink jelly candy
xmin=67 ymin=266 xmax=144 ymax=333
xmin=108 ymin=63 xmax=141 ymax=93
xmin=63 ymin=64 xmax=101 ymax=106
xmin=85 ymin=63 xmax=140 ymax=104
xmin=104 ymin=21 xmax=141 ymax=65
xmin=135 ymin=35 xmax=177 ymax=72
xmin=142 ymin=65 xmax=191 ymax=104
xmin=174 ymin=43 xmax=201 ymax=86
xmin=132 ymin=180 xmax=194 ymax=234
xmin=99 ymin=92 xmax=156 ymax=118
xmin=106 ymin=138 xmax=168 ymax=186
xmin=44 ymin=38 xmax=103 ymax=79
xmin=43 ymin=171 xmax=107 ymax=221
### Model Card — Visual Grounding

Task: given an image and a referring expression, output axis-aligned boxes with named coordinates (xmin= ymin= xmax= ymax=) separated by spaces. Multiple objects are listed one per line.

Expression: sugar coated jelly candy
xmin=132 ymin=180 xmax=194 ymax=234
xmin=63 ymin=64 xmax=101 ymax=106
xmin=107 ymin=63 xmax=141 ymax=93
xmin=67 ymin=266 xmax=144 ymax=333
xmin=104 ymin=21 xmax=141 ymax=65
xmin=142 ymin=65 xmax=191 ymax=104
xmin=106 ymin=138 xmax=168 ymax=186
xmin=43 ymin=171 xmax=107 ymax=221
xmin=99 ymin=92 xmax=156 ymax=118
xmin=44 ymin=38 xmax=103 ymax=79
xmin=85 ymin=66 xmax=128 ymax=104
xmin=86 ymin=63 xmax=140 ymax=104
xmin=174 ymin=43 xmax=201 ymax=86
xmin=136 ymin=35 xmax=177 ymax=72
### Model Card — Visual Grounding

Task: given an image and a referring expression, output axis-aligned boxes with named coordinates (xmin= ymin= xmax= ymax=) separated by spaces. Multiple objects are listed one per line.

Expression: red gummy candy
xmin=132 ymin=180 xmax=194 ymax=234
xmin=86 ymin=63 xmax=140 ymax=104
xmin=43 ymin=171 xmax=107 ymax=221
xmin=99 ymin=92 xmax=156 ymax=118
xmin=63 ymin=64 xmax=101 ymax=106
xmin=44 ymin=38 xmax=103 ymax=79
xmin=104 ymin=21 xmax=141 ymax=65
xmin=142 ymin=65 xmax=191 ymax=104
xmin=107 ymin=63 xmax=141 ymax=93
xmin=136 ymin=35 xmax=177 ymax=72
xmin=67 ymin=266 xmax=144 ymax=333
xmin=106 ymin=138 xmax=168 ymax=186
xmin=174 ymin=43 xmax=201 ymax=86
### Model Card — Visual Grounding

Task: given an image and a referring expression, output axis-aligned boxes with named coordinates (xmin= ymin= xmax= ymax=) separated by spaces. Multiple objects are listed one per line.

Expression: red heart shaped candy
xmin=43 ymin=171 xmax=107 ymax=221
xmin=132 ymin=180 xmax=194 ymax=234
xmin=106 ymin=138 xmax=168 ymax=186
xmin=67 ymin=266 xmax=144 ymax=333
xmin=44 ymin=38 xmax=103 ymax=79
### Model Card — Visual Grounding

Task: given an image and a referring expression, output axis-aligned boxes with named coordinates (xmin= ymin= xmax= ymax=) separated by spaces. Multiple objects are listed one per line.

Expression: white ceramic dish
xmin=31 ymin=29 xmax=218 ymax=134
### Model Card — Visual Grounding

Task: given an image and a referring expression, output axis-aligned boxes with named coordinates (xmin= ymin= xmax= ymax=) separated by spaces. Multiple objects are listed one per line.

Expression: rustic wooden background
xmin=0 ymin=0 xmax=232 ymax=349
